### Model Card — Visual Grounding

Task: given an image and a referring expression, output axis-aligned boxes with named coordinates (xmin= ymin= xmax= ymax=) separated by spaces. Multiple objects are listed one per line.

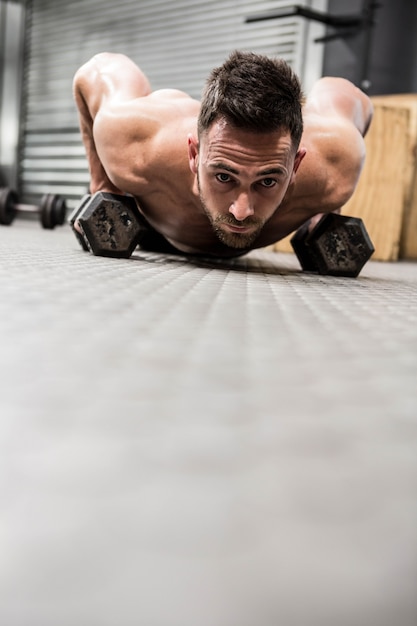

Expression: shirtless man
xmin=73 ymin=50 xmax=373 ymax=258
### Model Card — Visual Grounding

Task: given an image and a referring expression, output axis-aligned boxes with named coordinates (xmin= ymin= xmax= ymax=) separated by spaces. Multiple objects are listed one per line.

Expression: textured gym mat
xmin=1 ymin=221 xmax=417 ymax=626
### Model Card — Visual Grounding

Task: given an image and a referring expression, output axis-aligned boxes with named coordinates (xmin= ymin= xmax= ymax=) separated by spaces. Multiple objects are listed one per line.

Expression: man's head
xmin=189 ymin=51 xmax=306 ymax=249
xmin=198 ymin=50 xmax=304 ymax=145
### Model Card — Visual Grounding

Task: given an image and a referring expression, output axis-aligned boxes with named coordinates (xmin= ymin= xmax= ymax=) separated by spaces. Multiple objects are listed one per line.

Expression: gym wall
xmin=18 ymin=0 xmax=327 ymax=208
xmin=323 ymin=0 xmax=417 ymax=95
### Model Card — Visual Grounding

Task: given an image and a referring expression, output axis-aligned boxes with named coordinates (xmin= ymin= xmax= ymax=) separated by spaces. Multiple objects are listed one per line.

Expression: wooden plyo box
xmin=273 ymin=94 xmax=417 ymax=261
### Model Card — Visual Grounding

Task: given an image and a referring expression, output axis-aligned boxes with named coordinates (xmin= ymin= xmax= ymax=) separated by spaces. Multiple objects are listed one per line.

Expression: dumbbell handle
xmin=13 ymin=201 xmax=42 ymax=213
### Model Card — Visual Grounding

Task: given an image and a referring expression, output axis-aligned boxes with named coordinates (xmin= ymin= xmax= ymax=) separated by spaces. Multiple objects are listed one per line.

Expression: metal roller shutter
xmin=20 ymin=0 xmax=327 ymax=208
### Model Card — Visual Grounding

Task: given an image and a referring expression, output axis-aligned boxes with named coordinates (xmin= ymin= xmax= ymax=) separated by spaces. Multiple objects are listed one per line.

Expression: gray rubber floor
xmin=1 ymin=220 xmax=417 ymax=626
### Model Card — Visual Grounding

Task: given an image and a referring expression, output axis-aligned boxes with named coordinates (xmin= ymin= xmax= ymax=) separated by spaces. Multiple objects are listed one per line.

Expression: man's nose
xmin=229 ymin=192 xmax=254 ymax=221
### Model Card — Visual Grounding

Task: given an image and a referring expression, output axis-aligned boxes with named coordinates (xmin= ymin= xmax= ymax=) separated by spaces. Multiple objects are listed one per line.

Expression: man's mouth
xmin=224 ymin=223 xmax=253 ymax=233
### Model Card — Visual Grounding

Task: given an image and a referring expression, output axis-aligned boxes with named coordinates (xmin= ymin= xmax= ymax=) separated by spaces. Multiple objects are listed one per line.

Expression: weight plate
xmin=40 ymin=194 xmax=54 ymax=229
xmin=40 ymin=194 xmax=66 ymax=229
xmin=0 ymin=187 xmax=18 ymax=226
xmin=53 ymin=196 xmax=67 ymax=226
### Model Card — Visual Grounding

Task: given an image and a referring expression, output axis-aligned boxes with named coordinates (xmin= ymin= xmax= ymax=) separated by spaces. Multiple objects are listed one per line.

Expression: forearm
xmin=74 ymin=88 xmax=121 ymax=194
xmin=75 ymin=86 xmax=120 ymax=193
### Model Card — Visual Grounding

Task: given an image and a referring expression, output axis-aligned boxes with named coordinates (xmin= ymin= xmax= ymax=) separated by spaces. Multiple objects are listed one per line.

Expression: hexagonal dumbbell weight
xmin=290 ymin=213 xmax=375 ymax=277
xmin=68 ymin=192 xmax=144 ymax=258
xmin=0 ymin=187 xmax=67 ymax=229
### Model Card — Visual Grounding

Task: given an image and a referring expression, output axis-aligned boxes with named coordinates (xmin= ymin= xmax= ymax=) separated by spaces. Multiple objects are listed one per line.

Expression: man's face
xmin=188 ymin=118 xmax=305 ymax=249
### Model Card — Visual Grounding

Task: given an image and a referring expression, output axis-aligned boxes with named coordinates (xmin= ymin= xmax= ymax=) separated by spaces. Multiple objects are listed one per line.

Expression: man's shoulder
xmin=149 ymin=88 xmax=198 ymax=103
xmin=96 ymin=90 xmax=199 ymax=143
xmin=301 ymin=113 xmax=366 ymax=207
xmin=142 ymin=90 xmax=200 ymax=122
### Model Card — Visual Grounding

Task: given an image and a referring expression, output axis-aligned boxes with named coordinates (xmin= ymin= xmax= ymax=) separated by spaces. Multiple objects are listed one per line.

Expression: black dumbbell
xmin=0 ymin=187 xmax=67 ymax=229
xmin=290 ymin=213 xmax=375 ymax=277
xmin=68 ymin=192 xmax=144 ymax=258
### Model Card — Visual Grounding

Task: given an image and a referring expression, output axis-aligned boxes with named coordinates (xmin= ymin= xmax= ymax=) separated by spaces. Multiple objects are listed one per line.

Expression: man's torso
xmin=93 ymin=89 xmax=360 ymax=257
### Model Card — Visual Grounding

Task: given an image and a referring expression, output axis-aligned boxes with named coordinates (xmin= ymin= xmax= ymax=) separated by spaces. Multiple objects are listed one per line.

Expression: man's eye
xmin=216 ymin=173 xmax=231 ymax=183
xmin=260 ymin=178 xmax=277 ymax=188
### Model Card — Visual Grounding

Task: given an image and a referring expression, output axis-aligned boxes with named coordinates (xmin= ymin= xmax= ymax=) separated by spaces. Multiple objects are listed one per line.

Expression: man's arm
xmin=73 ymin=53 xmax=152 ymax=194
xmin=302 ymin=77 xmax=373 ymax=230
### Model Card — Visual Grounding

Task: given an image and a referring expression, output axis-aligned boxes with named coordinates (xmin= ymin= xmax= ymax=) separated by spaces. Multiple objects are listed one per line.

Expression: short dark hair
xmin=198 ymin=50 xmax=304 ymax=149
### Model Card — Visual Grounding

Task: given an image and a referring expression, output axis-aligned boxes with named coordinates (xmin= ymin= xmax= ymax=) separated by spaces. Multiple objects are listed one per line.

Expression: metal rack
xmin=246 ymin=1 xmax=381 ymax=92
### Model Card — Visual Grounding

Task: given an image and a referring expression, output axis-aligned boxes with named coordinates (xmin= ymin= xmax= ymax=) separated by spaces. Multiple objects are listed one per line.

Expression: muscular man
xmin=73 ymin=50 xmax=373 ymax=257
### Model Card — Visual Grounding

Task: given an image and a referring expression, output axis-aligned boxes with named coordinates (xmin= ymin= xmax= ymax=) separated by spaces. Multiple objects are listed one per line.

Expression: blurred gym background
xmin=1 ymin=0 xmax=416 ymax=210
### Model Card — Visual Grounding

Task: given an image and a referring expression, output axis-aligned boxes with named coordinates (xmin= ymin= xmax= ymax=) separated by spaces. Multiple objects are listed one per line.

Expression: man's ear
xmin=188 ymin=134 xmax=199 ymax=174
xmin=291 ymin=147 xmax=306 ymax=180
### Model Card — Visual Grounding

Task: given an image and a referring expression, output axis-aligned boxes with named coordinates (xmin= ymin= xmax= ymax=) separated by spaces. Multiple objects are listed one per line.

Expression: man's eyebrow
xmin=257 ymin=167 xmax=286 ymax=177
xmin=209 ymin=162 xmax=286 ymax=177
xmin=209 ymin=162 xmax=240 ymax=175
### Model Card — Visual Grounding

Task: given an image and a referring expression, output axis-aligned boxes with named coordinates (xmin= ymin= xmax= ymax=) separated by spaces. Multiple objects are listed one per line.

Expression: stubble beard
xmin=210 ymin=213 xmax=265 ymax=248
xmin=197 ymin=177 xmax=265 ymax=249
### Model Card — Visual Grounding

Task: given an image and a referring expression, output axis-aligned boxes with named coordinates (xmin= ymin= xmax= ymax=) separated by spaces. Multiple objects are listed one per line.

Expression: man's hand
xmin=307 ymin=208 xmax=341 ymax=233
